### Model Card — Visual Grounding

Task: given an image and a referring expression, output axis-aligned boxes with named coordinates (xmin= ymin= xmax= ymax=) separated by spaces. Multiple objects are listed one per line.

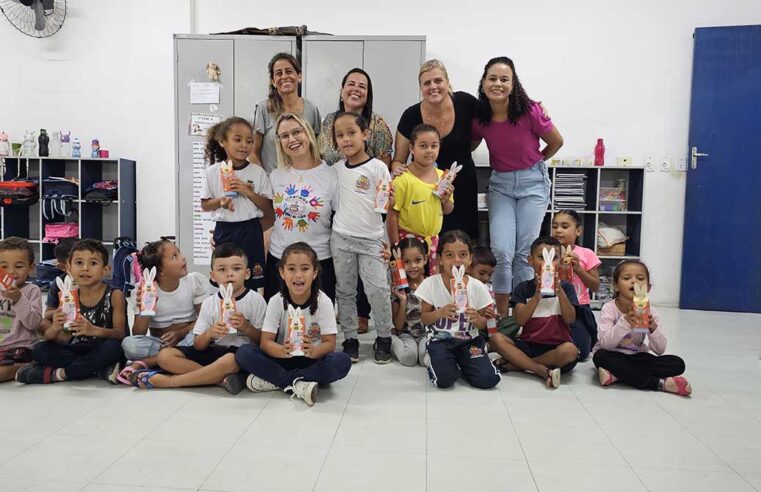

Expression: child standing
xmin=552 ymin=210 xmax=600 ymax=360
xmin=387 ymin=124 xmax=454 ymax=274
xmin=17 ymin=239 xmax=126 ymax=384
xmin=236 ymin=243 xmax=352 ymax=406
xmin=507 ymin=236 xmax=579 ymax=388
xmin=593 ymin=260 xmax=691 ymax=396
xmin=0 ymin=238 xmax=42 ymax=382
xmin=202 ymin=116 xmax=274 ymax=290
xmin=132 ymin=243 xmax=266 ymax=394
xmin=417 ymin=231 xmax=501 ymax=389
xmin=118 ymin=239 xmax=209 ymax=379
xmin=330 ymin=112 xmax=393 ymax=364
xmin=391 ymin=238 xmax=430 ymax=367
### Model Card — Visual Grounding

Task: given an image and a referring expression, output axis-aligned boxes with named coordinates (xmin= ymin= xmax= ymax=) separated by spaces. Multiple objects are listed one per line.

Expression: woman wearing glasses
xmin=263 ymin=113 xmax=338 ymax=302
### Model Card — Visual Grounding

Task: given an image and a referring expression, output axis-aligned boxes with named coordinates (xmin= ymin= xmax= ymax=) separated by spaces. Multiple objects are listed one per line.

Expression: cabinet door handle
xmin=691 ymin=146 xmax=708 ymax=169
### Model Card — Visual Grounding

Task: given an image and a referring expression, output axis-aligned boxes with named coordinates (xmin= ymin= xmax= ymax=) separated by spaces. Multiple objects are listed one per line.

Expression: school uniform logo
xmin=308 ymin=322 xmax=321 ymax=339
xmin=251 ymin=263 xmax=264 ymax=280
xmin=273 ymin=184 xmax=323 ymax=232
xmin=469 ymin=345 xmax=484 ymax=358
xmin=354 ymin=175 xmax=371 ymax=194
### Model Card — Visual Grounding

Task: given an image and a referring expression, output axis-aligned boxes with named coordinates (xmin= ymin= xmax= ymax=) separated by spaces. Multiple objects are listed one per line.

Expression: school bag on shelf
xmin=0 ymin=159 xmax=38 ymax=207
xmin=34 ymin=259 xmax=65 ymax=290
xmin=42 ymin=176 xmax=78 ymax=221
xmin=42 ymin=221 xmax=79 ymax=244
xmin=82 ymin=180 xmax=118 ymax=202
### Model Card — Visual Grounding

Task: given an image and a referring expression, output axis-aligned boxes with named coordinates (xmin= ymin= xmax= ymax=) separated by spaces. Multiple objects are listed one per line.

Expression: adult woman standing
xmin=265 ymin=113 xmax=337 ymax=301
xmin=250 ymin=53 xmax=322 ymax=174
xmin=471 ymin=56 xmax=563 ymax=316
xmin=318 ymin=68 xmax=393 ymax=166
xmin=392 ymin=60 xmax=479 ymax=240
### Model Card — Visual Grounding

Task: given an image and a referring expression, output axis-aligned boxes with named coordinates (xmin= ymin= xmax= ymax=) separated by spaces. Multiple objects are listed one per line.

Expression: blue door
xmin=680 ymin=25 xmax=761 ymax=312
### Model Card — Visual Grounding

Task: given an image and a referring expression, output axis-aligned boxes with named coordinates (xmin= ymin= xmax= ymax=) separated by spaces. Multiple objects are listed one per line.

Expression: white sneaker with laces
xmin=246 ymin=374 xmax=279 ymax=393
xmin=285 ymin=377 xmax=318 ymax=406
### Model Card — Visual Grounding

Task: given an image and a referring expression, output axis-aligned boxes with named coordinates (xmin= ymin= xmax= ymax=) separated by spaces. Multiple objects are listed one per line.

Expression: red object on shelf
xmin=594 ymin=138 xmax=605 ymax=166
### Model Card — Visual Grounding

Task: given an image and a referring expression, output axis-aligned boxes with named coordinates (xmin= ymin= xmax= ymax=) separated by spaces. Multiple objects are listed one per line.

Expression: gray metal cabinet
xmin=174 ymin=35 xmax=296 ymax=274
xmin=302 ymin=36 xmax=426 ymax=137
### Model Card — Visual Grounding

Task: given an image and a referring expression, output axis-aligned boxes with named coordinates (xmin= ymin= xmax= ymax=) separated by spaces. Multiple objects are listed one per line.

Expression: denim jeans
xmin=121 ymin=332 xmax=194 ymax=360
xmin=488 ymin=161 xmax=550 ymax=294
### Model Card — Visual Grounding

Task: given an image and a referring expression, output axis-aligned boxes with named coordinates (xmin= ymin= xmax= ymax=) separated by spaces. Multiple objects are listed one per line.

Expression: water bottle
xmin=594 ymin=138 xmax=605 ymax=166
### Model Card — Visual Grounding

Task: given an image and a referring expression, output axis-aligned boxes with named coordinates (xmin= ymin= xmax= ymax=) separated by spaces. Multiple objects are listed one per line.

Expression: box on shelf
xmin=598 ymin=243 xmax=626 ymax=256
xmin=599 ymin=186 xmax=627 ymax=211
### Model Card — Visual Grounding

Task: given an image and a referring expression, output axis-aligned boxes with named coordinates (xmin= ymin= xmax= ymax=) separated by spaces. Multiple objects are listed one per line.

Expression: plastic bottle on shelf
xmin=594 ymin=138 xmax=605 ymax=166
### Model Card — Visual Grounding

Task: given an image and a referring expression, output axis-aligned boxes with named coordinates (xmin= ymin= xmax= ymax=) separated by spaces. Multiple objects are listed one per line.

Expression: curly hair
xmin=278 ymin=242 xmax=321 ymax=316
xmin=137 ymin=239 xmax=172 ymax=278
xmin=204 ymin=116 xmax=253 ymax=165
xmin=0 ymin=236 xmax=35 ymax=264
xmin=475 ymin=56 xmax=534 ymax=126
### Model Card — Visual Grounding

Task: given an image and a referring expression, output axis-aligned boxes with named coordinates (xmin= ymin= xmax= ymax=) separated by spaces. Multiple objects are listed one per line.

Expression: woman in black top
xmin=392 ymin=59 xmax=479 ymax=240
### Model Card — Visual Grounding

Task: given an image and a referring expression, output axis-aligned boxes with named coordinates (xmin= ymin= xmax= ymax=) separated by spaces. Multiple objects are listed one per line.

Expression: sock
xmin=657 ymin=378 xmax=665 ymax=391
xmin=55 ymin=368 xmax=66 ymax=382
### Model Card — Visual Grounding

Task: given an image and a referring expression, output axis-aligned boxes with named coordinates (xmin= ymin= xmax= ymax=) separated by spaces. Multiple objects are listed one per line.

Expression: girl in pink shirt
xmin=552 ymin=210 xmax=600 ymax=360
xmin=592 ymin=260 xmax=691 ymax=396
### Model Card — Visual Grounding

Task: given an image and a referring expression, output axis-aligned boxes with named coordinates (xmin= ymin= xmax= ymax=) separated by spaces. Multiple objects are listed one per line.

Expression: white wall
xmin=3 ymin=0 xmax=761 ymax=304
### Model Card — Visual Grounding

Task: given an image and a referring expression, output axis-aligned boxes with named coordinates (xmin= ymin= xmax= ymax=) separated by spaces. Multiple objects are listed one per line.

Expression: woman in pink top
xmin=471 ymin=56 xmax=563 ymax=317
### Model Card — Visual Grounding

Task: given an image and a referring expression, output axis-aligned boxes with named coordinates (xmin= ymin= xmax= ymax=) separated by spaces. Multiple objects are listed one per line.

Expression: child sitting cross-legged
xmin=129 ymin=243 xmax=266 ymax=394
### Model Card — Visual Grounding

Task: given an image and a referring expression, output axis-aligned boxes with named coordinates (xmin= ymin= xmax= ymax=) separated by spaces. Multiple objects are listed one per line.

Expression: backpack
xmin=83 ymin=180 xmax=118 ymax=202
xmin=0 ymin=160 xmax=38 ymax=207
xmin=42 ymin=177 xmax=79 ymax=221
xmin=111 ymin=237 xmax=139 ymax=297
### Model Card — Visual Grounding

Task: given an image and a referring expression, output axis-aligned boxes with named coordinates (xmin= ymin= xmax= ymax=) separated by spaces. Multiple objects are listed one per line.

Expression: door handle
xmin=691 ymin=146 xmax=708 ymax=169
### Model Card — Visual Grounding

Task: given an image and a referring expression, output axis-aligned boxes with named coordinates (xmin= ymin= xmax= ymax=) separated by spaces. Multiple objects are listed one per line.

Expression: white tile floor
xmin=2 ymin=307 xmax=761 ymax=492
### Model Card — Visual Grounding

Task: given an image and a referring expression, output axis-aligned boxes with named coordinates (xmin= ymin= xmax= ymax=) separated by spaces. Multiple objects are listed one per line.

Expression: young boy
xmin=0 ymin=237 xmax=42 ymax=382
xmin=131 ymin=243 xmax=266 ymax=394
xmin=17 ymin=239 xmax=126 ymax=384
xmin=486 ymin=237 xmax=579 ymax=388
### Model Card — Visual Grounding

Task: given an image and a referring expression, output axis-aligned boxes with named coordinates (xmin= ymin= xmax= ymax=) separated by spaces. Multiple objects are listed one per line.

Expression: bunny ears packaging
xmin=286 ymin=305 xmax=306 ymax=357
xmin=390 ymin=247 xmax=409 ymax=291
xmin=631 ymin=283 xmax=650 ymax=333
xmin=450 ymin=265 xmax=469 ymax=313
xmin=558 ymin=245 xmax=574 ymax=282
xmin=433 ymin=161 xmax=462 ymax=197
xmin=220 ymin=160 xmax=239 ymax=198
xmin=540 ymin=247 xmax=557 ymax=297
xmin=374 ymin=177 xmax=391 ymax=213
xmin=56 ymin=275 xmax=79 ymax=330
xmin=219 ymin=283 xmax=237 ymax=334
xmin=0 ymin=266 xmax=15 ymax=291
xmin=139 ymin=267 xmax=158 ymax=317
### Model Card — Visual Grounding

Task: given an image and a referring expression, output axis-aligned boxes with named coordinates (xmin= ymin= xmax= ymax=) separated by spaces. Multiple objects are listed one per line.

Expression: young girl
xmin=416 ymin=230 xmax=501 ymax=389
xmin=391 ymin=238 xmax=430 ymax=367
xmin=592 ymin=260 xmax=691 ymax=396
xmin=235 ymin=242 xmax=352 ymax=406
xmin=118 ymin=239 xmax=209 ymax=382
xmin=266 ymin=113 xmax=337 ymax=302
xmin=201 ymin=116 xmax=274 ymax=290
xmin=552 ymin=210 xmax=600 ymax=360
xmin=387 ymin=124 xmax=453 ymax=275
xmin=330 ymin=112 xmax=393 ymax=364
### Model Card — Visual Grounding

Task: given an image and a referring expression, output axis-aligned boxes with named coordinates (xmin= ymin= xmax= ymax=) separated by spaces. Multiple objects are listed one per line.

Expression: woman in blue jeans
xmin=471 ymin=57 xmax=563 ymax=316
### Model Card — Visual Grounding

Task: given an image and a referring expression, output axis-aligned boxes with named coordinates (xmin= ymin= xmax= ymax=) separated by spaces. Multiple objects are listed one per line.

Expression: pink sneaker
xmin=598 ymin=367 xmax=618 ymax=386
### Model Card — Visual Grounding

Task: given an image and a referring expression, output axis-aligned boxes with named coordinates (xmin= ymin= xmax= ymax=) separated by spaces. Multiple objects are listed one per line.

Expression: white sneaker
xmin=246 ymin=374 xmax=278 ymax=393
xmin=287 ymin=378 xmax=318 ymax=406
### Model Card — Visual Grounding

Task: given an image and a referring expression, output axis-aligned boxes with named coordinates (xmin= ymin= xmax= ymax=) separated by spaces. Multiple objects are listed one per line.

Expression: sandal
xmin=490 ymin=355 xmax=510 ymax=374
xmin=129 ymin=369 xmax=161 ymax=389
xmin=664 ymin=376 xmax=692 ymax=397
xmin=546 ymin=368 xmax=561 ymax=389
xmin=116 ymin=360 xmax=149 ymax=385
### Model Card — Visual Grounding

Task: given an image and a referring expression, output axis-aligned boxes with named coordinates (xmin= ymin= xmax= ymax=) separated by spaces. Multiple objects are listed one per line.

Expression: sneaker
xmin=343 ymin=338 xmax=360 ymax=363
xmin=373 ymin=336 xmax=392 ymax=364
xmin=546 ymin=367 xmax=561 ymax=389
xmin=287 ymin=378 xmax=318 ymax=406
xmin=663 ymin=376 xmax=692 ymax=396
xmin=97 ymin=362 xmax=122 ymax=385
xmin=598 ymin=367 xmax=617 ymax=386
xmin=16 ymin=363 xmax=57 ymax=384
xmin=223 ymin=372 xmax=247 ymax=395
xmin=246 ymin=374 xmax=279 ymax=393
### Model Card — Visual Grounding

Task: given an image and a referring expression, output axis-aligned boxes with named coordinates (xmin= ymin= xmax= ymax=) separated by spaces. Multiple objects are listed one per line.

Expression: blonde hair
xmin=418 ymin=59 xmax=454 ymax=96
xmin=274 ymin=113 xmax=321 ymax=169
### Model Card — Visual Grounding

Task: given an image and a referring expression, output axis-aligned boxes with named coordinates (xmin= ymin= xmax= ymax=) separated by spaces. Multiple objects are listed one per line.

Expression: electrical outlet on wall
xmin=661 ymin=157 xmax=672 ymax=172
xmin=676 ymin=157 xmax=687 ymax=172
xmin=645 ymin=156 xmax=654 ymax=172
